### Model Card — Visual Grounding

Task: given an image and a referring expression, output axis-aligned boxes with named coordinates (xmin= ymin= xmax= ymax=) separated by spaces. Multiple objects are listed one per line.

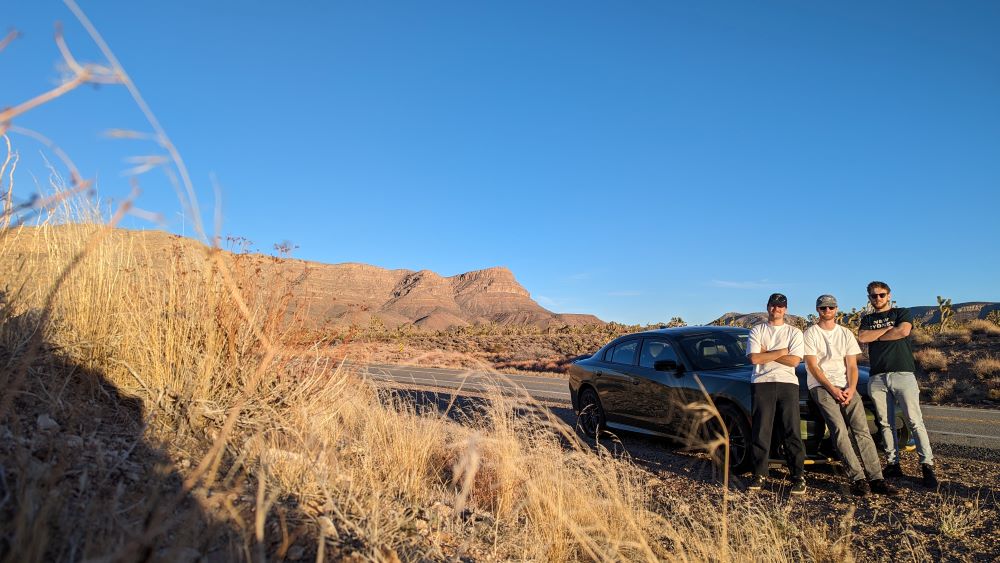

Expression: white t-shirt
xmin=747 ymin=322 xmax=804 ymax=384
xmin=803 ymin=324 xmax=862 ymax=390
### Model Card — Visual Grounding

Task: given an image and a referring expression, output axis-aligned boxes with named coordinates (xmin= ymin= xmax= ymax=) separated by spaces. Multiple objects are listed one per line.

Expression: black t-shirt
xmin=860 ymin=307 xmax=916 ymax=374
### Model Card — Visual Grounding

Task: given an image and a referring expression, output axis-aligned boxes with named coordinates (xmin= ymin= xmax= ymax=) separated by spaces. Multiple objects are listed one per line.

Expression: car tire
xmin=577 ymin=387 xmax=606 ymax=438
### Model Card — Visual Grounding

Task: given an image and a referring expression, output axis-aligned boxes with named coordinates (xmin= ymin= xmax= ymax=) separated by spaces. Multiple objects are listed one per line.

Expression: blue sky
xmin=4 ymin=1 xmax=999 ymax=324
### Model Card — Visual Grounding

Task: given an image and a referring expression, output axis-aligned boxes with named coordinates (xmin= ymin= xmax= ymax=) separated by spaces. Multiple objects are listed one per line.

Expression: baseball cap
xmin=767 ymin=293 xmax=788 ymax=307
xmin=816 ymin=294 xmax=838 ymax=308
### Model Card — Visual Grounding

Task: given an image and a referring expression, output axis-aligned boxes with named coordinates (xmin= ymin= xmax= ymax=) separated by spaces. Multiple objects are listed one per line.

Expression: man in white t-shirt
xmin=746 ymin=293 xmax=806 ymax=494
xmin=804 ymin=294 xmax=898 ymax=497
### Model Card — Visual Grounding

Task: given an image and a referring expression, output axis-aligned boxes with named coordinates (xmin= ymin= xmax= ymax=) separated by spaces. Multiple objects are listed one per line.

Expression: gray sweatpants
xmin=809 ymin=387 xmax=883 ymax=482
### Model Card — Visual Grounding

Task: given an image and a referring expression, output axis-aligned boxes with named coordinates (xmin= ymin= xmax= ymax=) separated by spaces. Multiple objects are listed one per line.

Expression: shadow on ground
xmin=0 ymin=309 xmax=240 ymax=562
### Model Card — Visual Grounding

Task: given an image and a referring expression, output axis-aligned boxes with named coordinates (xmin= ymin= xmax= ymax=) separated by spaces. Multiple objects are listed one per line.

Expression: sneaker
xmin=883 ymin=463 xmax=903 ymax=478
xmin=790 ymin=477 xmax=807 ymax=496
xmin=747 ymin=475 xmax=765 ymax=491
xmin=850 ymin=479 xmax=870 ymax=497
xmin=921 ymin=464 xmax=939 ymax=488
xmin=869 ymin=479 xmax=899 ymax=496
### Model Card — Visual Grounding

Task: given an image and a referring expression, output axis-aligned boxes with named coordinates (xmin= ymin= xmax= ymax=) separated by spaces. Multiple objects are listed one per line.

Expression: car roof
xmin=619 ymin=325 xmax=750 ymax=339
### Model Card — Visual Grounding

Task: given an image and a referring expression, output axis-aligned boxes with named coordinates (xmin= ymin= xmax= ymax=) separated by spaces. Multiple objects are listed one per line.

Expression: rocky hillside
xmin=3 ymin=226 xmax=602 ymax=331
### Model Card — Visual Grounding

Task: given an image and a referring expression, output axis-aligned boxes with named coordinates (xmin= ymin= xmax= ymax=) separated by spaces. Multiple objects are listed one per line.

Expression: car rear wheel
xmin=577 ymin=388 xmax=606 ymax=438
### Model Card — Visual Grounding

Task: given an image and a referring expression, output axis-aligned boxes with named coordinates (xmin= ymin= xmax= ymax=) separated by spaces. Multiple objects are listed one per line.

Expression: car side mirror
xmin=654 ymin=359 xmax=678 ymax=372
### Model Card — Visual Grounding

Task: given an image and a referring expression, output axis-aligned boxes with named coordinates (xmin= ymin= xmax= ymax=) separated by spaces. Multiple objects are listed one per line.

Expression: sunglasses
xmin=818 ymin=306 xmax=837 ymax=311
xmin=869 ymin=292 xmax=888 ymax=299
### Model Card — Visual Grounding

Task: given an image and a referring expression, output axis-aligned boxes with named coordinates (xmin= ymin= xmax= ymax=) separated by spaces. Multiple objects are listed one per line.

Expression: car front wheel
xmin=577 ymin=387 xmax=606 ymax=438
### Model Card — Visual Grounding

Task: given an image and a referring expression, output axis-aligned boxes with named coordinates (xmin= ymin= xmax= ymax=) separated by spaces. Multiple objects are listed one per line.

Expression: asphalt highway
xmin=357 ymin=362 xmax=1000 ymax=450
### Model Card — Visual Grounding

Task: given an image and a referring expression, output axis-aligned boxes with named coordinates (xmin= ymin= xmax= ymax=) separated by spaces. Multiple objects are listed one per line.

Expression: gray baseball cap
xmin=816 ymin=294 xmax=838 ymax=308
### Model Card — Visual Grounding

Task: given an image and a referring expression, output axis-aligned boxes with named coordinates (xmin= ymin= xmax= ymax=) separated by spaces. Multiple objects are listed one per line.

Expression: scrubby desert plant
xmin=910 ymin=327 xmax=934 ymax=346
xmin=937 ymin=326 xmax=972 ymax=344
xmin=937 ymin=494 xmax=983 ymax=539
xmin=968 ymin=319 xmax=1000 ymax=337
xmin=929 ymin=378 xmax=957 ymax=403
xmin=972 ymin=356 xmax=1000 ymax=379
xmin=914 ymin=348 xmax=948 ymax=372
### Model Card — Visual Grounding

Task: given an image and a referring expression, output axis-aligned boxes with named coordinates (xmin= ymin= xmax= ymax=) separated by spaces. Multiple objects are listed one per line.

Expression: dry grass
xmin=910 ymin=328 xmax=934 ymax=346
xmin=967 ymin=319 xmax=1000 ymax=336
xmin=914 ymin=348 xmax=948 ymax=372
xmin=937 ymin=493 xmax=984 ymax=540
xmin=937 ymin=326 xmax=972 ymax=344
xmin=972 ymin=356 xmax=1000 ymax=379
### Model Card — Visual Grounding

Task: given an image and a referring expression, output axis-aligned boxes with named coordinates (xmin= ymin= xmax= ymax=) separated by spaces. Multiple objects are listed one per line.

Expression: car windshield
xmin=677 ymin=332 xmax=751 ymax=371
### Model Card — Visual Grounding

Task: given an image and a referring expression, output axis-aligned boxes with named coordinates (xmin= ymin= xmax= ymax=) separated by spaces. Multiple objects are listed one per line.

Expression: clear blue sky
xmin=4 ymin=1 xmax=999 ymax=324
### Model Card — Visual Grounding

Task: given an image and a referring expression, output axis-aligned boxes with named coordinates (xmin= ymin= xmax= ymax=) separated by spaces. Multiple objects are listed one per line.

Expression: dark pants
xmin=751 ymin=382 xmax=805 ymax=479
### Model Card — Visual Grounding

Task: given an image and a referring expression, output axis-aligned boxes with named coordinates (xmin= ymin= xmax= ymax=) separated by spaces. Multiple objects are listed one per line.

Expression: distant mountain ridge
xmin=711 ymin=302 xmax=999 ymax=328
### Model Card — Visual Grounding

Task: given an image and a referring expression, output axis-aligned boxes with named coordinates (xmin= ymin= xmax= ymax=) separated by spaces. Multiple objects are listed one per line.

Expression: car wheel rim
xmin=579 ymin=393 xmax=603 ymax=436
xmin=724 ymin=412 xmax=747 ymax=467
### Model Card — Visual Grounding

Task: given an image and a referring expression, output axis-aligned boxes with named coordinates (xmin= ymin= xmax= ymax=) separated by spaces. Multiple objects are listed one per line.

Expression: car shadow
xmin=0 ymin=308 xmax=241 ymax=561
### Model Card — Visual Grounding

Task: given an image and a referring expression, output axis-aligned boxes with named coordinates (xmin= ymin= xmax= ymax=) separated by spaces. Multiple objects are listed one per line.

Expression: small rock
xmin=36 ymin=414 xmax=59 ymax=432
xmin=64 ymin=435 xmax=83 ymax=449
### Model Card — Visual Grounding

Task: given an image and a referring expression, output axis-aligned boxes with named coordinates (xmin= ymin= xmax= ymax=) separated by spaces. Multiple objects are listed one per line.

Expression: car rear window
xmin=609 ymin=340 xmax=638 ymax=365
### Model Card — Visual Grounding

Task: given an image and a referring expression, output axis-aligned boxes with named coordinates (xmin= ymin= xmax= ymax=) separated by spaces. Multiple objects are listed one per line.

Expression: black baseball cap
xmin=767 ymin=293 xmax=788 ymax=307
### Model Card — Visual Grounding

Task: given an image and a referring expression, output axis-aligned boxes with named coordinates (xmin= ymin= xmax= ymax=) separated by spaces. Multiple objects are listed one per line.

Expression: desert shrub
xmin=914 ymin=348 xmax=948 ymax=372
xmin=910 ymin=328 xmax=934 ymax=346
xmin=972 ymin=356 xmax=1000 ymax=379
xmin=938 ymin=494 xmax=983 ymax=539
xmin=937 ymin=326 xmax=972 ymax=344
xmin=967 ymin=319 xmax=1000 ymax=337
xmin=929 ymin=378 xmax=956 ymax=403
xmin=987 ymin=378 xmax=1000 ymax=401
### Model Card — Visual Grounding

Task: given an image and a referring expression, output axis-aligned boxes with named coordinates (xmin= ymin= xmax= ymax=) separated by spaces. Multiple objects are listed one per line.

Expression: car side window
xmin=677 ymin=333 xmax=750 ymax=370
xmin=639 ymin=339 xmax=678 ymax=368
xmin=610 ymin=340 xmax=638 ymax=365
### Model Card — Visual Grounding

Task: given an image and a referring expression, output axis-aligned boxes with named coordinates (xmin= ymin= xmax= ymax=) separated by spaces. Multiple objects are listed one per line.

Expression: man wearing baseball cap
xmin=746 ymin=293 xmax=807 ymax=494
xmin=804 ymin=294 xmax=898 ymax=497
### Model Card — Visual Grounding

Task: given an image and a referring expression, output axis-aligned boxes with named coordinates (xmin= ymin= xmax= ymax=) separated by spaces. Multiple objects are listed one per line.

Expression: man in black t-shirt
xmin=858 ymin=281 xmax=937 ymax=487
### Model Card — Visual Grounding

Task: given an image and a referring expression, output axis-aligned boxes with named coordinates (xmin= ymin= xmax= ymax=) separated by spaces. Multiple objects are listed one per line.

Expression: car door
xmin=594 ymin=338 xmax=640 ymax=424
xmin=626 ymin=337 xmax=685 ymax=433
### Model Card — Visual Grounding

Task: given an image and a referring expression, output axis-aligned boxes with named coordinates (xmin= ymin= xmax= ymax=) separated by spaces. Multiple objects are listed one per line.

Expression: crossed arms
xmin=749 ymin=347 xmax=801 ymax=367
xmin=857 ymin=322 xmax=912 ymax=343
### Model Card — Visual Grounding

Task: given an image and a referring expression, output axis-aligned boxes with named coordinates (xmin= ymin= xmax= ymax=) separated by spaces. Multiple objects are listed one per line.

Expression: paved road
xmin=359 ymin=362 xmax=1000 ymax=450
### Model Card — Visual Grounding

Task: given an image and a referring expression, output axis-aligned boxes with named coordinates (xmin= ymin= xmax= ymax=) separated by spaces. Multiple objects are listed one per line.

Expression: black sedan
xmin=567 ymin=326 xmax=911 ymax=472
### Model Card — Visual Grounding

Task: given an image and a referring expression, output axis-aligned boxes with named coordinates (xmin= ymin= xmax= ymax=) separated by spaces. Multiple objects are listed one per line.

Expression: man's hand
xmin=841 ymin=385 xmax=856 ymax=406
xmin=825 ymin=385 xmax=847 ymax=404
xmin=767 ymin=347 xmax=789 ymax=356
